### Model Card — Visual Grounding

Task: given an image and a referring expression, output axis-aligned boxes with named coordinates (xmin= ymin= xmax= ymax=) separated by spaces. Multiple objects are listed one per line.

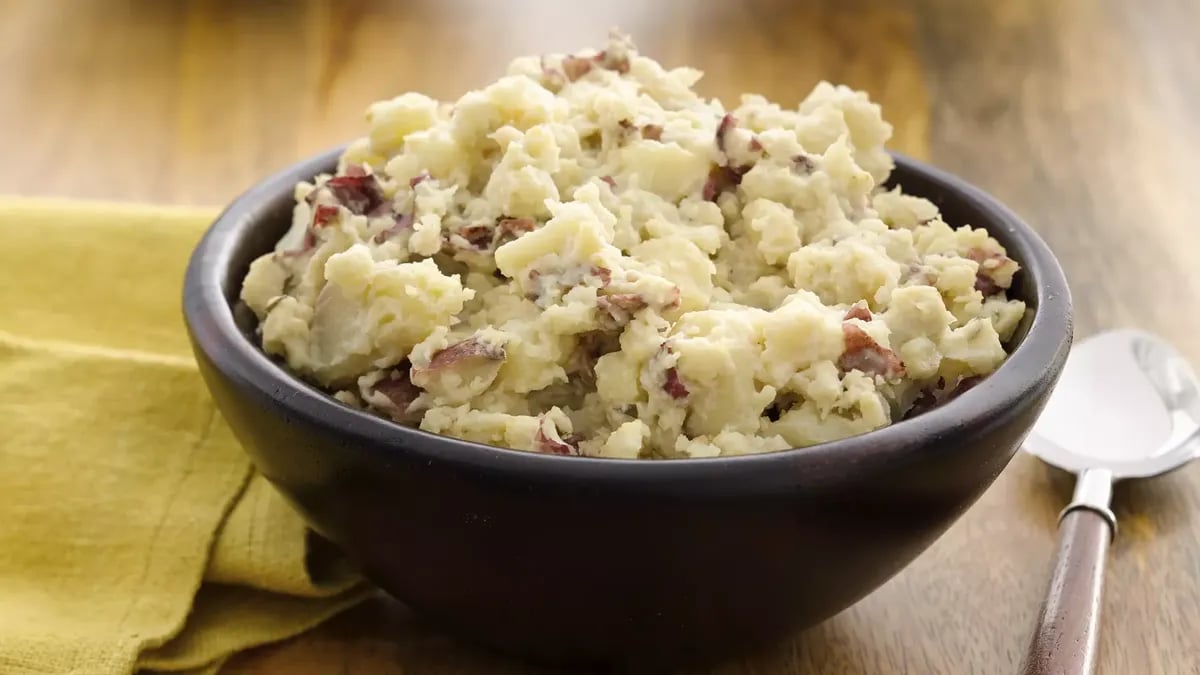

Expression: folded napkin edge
xmin=0 ymin=195 xmax=219 ymax=221
xmin=0 ymin=329 xmax=198 ymax=370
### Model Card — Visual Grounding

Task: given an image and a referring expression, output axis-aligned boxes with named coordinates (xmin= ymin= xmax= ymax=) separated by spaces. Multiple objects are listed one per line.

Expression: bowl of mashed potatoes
xmin=184 ymin=32 xmax=1071 ymax=666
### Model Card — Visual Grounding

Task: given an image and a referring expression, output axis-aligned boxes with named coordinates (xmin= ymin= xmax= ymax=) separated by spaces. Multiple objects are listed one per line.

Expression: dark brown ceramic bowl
xmin=183 ymin=147 xmax=1072 ymax=667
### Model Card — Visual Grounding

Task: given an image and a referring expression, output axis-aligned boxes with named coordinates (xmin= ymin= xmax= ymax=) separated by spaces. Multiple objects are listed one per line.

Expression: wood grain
xmin=3 ymin=0 xmax=1199 ymax=673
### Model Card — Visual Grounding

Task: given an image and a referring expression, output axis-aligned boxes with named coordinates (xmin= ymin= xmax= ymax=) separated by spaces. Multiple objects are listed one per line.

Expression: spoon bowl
xmin=1025 ymin=329 xmax=1200 ymax=480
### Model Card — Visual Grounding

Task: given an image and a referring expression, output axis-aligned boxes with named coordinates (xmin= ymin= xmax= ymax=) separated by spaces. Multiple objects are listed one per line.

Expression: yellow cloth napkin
xmin=0 ymin=198 xmax=371 ymax=675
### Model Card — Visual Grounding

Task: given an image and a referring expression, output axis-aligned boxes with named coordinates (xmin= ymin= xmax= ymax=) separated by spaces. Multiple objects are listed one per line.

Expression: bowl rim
xmin=183 ymin=147 xmax=1072 ymax=490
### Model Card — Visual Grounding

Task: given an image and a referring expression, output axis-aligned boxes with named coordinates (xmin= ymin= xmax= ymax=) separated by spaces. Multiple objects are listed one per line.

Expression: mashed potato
xmin=240 ymin=32 xmax=1026 ymax=459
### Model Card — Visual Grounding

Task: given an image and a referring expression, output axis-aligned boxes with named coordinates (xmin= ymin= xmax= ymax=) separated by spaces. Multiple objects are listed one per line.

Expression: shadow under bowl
xmin=183 ymin=148 xmax=1072 ymax=668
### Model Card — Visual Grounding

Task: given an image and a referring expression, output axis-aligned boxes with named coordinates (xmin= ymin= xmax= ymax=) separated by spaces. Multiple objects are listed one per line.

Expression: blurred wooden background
xmin=3 ymin=0 xmax=1199 ymax=673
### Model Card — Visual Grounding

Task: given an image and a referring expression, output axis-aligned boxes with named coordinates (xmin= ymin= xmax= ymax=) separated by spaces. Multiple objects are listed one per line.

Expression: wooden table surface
xmin=5 ymin=1 xmax=1200 ymax=673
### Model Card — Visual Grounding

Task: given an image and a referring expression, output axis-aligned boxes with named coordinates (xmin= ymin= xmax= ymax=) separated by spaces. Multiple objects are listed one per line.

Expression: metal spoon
xmin=1020 ymin=329 xmax=1200 ymax=675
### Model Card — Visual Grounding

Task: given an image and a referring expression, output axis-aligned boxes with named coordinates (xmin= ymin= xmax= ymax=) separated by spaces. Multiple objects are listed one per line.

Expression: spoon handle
xmin=1020 ymin=507 xmax=1113 ymax=675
